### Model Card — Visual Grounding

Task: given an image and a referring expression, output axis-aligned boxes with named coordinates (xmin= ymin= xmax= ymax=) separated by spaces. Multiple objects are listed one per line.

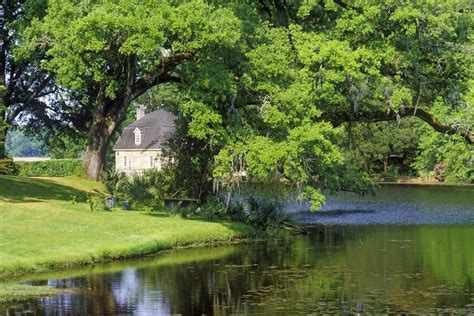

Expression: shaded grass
xmin=0 ymin=175 xmax=255 ymax=281
xmin=0 ymin=175 xmax=104 ymax=203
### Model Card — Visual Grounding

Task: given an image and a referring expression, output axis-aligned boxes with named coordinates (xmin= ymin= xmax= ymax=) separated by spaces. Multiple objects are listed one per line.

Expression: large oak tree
xmin=21 ymin=0 xmax=473 ymax=207
xmin=21 ymin=0 xmax=242 ymax=179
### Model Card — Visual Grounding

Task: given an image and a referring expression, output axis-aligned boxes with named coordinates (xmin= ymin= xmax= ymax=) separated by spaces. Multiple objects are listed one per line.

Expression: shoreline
xmin=0 ymin=175 xmax=257 ymax=302
xmin=0 ymin=231 xmax=257 ymax=303
xmin=0 ymin=232 xmax=256 ymax=281
xmin=378 ymin=181 xmax=474 ymax=187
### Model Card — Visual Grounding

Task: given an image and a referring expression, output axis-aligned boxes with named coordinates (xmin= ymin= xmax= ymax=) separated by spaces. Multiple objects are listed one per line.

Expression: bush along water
xmin=216 ymin=182 xmax=307 ymax=233
xmin=100 ymin=168 xmax=298 ymax=233
xmin=225 ymin=197 xmax=296 ymax=232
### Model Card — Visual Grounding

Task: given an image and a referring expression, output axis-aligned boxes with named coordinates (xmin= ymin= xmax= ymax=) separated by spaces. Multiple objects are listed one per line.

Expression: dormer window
xmin=134 ymin=127 xmax=142 ymax=145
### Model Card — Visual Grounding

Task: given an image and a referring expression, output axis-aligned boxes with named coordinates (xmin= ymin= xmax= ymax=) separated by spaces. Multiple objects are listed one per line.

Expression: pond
xmin=2 ymin=185 xmax=474 ymax=315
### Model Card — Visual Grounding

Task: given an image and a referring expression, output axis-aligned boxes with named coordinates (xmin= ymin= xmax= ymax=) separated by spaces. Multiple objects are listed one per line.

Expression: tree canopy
xmin=15 ymin=0 xmax=474 ymax=208
xmin=0 ymin=0 xmax=57 ymax=158
xmin=19 ymin=0 xmax=245 ymax=179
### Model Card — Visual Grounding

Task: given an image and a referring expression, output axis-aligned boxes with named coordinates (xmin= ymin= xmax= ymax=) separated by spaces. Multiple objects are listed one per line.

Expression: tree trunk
xmin=0 ymin=87 xmax=7 ymax=159
xmin=0 ymin=125 xmax=7 ymax=158
xmin=82 ymin=100 xmax=126 ymax=180
xmin=82 ymin=131 xmax=111 ymax=181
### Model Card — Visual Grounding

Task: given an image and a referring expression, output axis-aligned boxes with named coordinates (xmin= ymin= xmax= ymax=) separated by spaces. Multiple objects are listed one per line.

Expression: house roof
xmin=113 ymin=110 xmax=176 ymax=151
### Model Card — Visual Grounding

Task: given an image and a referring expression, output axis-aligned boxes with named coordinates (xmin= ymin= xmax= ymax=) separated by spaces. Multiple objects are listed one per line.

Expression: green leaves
xmin=181 ymin=100 xmax=222 ymax=141
xmin=15 ymin=0 xmax=473 ymax=204
xmin=21 ymin=0 xmax=243 ymax=99
xmin=213 ymin=122 xmax=346 ymax=210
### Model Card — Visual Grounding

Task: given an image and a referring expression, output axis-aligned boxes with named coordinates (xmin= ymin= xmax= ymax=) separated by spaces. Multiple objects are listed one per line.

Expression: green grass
xmin=0 ymin=175 xmax=255 ymax=281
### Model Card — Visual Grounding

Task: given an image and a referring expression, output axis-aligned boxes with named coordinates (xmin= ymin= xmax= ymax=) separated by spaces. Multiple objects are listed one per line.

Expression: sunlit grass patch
xmin=0 ymin=175 xmax=254 ymax=280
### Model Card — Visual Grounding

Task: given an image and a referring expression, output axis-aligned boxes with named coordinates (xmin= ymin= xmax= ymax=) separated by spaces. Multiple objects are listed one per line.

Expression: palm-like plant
xmin=100 ymin=169 xmax=126 ymax=197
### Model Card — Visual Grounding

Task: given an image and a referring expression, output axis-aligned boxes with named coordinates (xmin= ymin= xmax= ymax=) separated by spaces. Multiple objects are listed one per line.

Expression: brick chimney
xmin=136 ymin=104 xmax=146 ymax=121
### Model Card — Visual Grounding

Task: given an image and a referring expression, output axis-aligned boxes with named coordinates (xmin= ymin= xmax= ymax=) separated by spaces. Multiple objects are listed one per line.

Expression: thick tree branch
xmin=328 ymin=107 xmax=473 ymax=144
xmin=129 ymin=54 xmax=190 ymax=102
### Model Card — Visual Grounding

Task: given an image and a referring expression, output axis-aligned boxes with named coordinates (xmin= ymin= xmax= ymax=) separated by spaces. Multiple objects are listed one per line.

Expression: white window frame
xmin=134 ymin=128 xmax=142 ymax=145
xmin=123 ymin=156 xmax=128 ymax=168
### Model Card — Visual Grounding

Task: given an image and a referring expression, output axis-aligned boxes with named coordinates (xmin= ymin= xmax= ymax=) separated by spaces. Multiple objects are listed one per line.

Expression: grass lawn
xmin=0 ymin=175 xmax=254 ymax=282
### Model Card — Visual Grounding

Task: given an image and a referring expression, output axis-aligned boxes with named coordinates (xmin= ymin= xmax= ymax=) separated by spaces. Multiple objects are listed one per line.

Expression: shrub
xmin=245 ymin=197 xmax=291 ymax=230
xmin=86 ymin=192 xmax=111 ymax=212
xmin=227 ymin=196 xmax=293 ymax=231
xmin=168 ymin=203 xmax=197 ymax=218
xmin=198 ymin=199 xmax=226 ymax=221
xmin=0 ymin=158 xmax=18 ymax=175
xmin=16 ymin=159 xmax=82 ymax=177
xmin=100 ymin=169 xmax=126 ymax=197
xmin=119 ymin=169 xmax=169 ymax=211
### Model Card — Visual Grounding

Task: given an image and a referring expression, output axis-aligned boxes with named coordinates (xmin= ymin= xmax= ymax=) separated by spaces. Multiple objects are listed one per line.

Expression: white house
xmin=113 ymin=106 xmax=176 ymax=175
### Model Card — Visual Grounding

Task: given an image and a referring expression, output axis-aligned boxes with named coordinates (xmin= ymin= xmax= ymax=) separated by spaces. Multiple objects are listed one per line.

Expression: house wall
xmin=115 ymin=150 xmax=167 ymax=176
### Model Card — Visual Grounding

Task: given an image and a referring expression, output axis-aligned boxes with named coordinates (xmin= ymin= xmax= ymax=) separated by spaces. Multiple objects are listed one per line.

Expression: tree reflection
xmin=2 ymin=225 xmax=474 ymax=315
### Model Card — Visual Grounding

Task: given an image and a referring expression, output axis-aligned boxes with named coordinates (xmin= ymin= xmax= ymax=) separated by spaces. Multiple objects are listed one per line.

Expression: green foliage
xmin=17 ymin=0 xmax=474 ymax=203
xmin=100 ymin=168 xmax=126 ymax=197
xmin=340 ymin=120 xmax=420 ymax=175
xmin=167 ymin=203 xmax=197 ymax=218
xmin=0 ymin=1 xmax=52 ymax=159
xmin=0 ymin=158 xmax=19 ymax=176
xmin=16 ymin=159 xmax=82 ymax=177
xmin=119 ymin=169 xmax=171 ymax=211
xmin=19 ymin=0 xmax=247 ymax=180
xmin=413 ymin=131 xmax=473 ymax=184
xmin=245 ymin=197 xmax=291 ymax=231
xmin=86 ymin=193 xmax=110 ymax=212
xmin=198 ymin=199 xmax=227 ymax=221
xmin=163 ymin=117 xmax=216 ymax=200
xmin=5 ymin=127 xmax=47 ymax=157
xmin=46 ymin=133 xmax=86 ymax=159
xmin=40 ymin=0 xmax=228 ymax=94
xmin=225 ymin=196 xmax=293 ymax=231
xmin=409 ymin=100 xmax=473 ymax=183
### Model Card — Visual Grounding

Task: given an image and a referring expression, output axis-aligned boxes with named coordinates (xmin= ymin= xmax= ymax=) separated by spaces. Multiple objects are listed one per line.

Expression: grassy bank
xmin=0 ymin=175 xmax=255 ymax=283
xmin=378 ymin=175 xmax=473 ymax=186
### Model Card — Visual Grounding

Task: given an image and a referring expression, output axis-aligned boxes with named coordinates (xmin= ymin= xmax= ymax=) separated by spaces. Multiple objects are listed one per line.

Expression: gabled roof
xmin=113 ymin=110 xmax=176 ymax=151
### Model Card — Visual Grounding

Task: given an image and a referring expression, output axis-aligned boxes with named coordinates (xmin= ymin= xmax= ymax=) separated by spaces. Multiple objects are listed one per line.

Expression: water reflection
xmin=2 ymin=224 xmax=474 ymax=315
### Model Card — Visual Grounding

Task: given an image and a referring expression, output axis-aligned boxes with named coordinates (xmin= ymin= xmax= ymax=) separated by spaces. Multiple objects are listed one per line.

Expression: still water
xmin=3 ymin=185 xmax=474 ymax=315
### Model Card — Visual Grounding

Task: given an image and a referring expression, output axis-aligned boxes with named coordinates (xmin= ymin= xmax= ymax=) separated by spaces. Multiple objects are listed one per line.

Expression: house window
xmin=123 ymin=156 xmax=128 ymax=167
xmin=134 ymin=127 xmax=142 ymax=145
xmin=150 ymin=156 xmax=154 ymax=167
